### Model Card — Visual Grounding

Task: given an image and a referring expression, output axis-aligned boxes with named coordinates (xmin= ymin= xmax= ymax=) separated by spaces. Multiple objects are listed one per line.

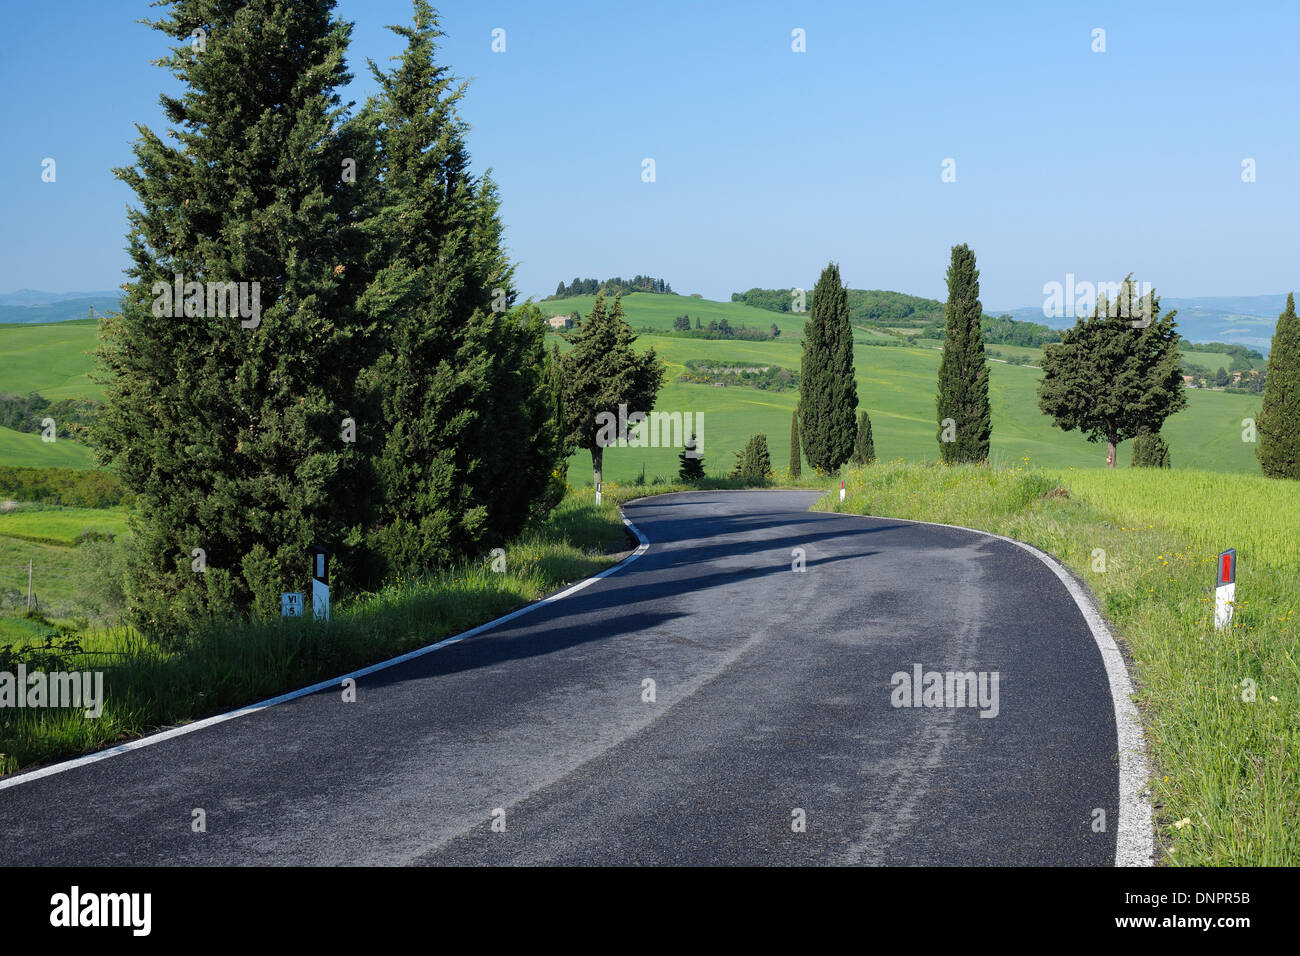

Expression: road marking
xmin=0 ymin=516 xmax=652 ymax=792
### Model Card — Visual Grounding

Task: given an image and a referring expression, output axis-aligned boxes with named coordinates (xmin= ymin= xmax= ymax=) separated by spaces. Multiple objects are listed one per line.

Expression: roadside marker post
xmin=1214 ymin=548 xmax=1236 ymax=631
xmin=310 ymin=545 xmax=330 ymax=623
xmin=840 ymin=480 xmax=845 ymax=503
xmin=281 ymin=593 xmax=304 ymax=618
xmin=595 ymin=482 xmax=602 ymax=507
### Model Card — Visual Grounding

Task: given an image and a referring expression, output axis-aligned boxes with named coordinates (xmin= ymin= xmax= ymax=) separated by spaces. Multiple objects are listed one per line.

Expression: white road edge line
xmin=0 ymin=513 xmax=652 ymax=792
xmin=832 ymin=507 xmax=1155 ymax=868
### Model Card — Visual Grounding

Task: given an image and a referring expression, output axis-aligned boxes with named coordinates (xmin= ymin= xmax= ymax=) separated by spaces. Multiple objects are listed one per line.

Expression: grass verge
xmin=0 ymin=491 xmax=636 ymax=776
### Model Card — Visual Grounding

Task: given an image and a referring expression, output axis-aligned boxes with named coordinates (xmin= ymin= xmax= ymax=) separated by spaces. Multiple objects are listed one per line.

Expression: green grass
xmin=0 ymin=505 xmax=129 ymax=546
xmin=0 ymin=319 xmax=102 ymax=400
xmin=539 ymin=291 xmax=811 ymax=336
xmin=551 ymin=322 xmax=1265 ymax=483
xmin=825 ymin=460 xmax=1300 ymax=865
xmin=0 ymin=531 xmax=127 ymax=624
xmin=0 ymin=426 xmax=96 ymax=469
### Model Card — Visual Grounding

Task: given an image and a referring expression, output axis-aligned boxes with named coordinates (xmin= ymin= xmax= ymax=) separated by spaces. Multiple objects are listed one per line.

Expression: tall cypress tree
xmin=363 ymin=1 xmax=555 ymax=574
xmin=800 ymin=263 xmax=857 ymax=473
xmin=1257 ymin=292 xmax=1300 ymax=479
xmin=851 ymin=410 xmax=875 ymax=465
xmin=936 ymin=244 xmax=991 ymax=463
xmin=95 ymin=0 xmax=375 ymax=636
xmin=788 ymin=407 xmax=801 ymax=477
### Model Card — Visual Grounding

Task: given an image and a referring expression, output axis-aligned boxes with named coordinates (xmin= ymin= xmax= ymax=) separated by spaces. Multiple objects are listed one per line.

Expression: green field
xmin=0 ymin=425 xmax=96 ymax=469
xmin=0 ymin=318 xmax=102 ymax=399
xmin=0 ymin=505 xmax=129 ymax=545
xmin=0 ymin=300 xmax=1271 ymax=483
xmin=550 ymin=322 xmax=1265 ymax=484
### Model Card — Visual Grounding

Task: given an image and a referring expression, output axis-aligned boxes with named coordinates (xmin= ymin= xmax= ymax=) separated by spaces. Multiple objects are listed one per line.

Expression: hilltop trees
xmin=1037 ymin=278 xmax=1187 ymax=468
xmin=936 ymin=244 xmax=991 ymax=463
xmin=561 ymin=292 xmax=665 ymax=487
xmin=96 ymin=0 xmax=377 ymax=635
xmin=800 ymin=263 xmax=858 ymax=473
xmin=851 ymin=410 xmax=875 ymax=465
xmin=1257 ymin=292 xmax=1300 ymax=479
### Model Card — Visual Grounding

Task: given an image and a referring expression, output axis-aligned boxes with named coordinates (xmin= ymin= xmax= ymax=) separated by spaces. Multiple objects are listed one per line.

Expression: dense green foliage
xmin=733 ymin=286 xmax=945 ymax=326
xmin=95 ymin=0 xmax=378 ymax=637
xmin=729 ymin=433 xmax=772 ymax=484
xmin=660 ymin=315 xmax=777 ymax=340
xmin=1130 ymin=428 xmax=1171 ymax=468
xmin=560 ymin=292 xmax=666 ymax=486
xmin=0 ymin=393 xmax=98 ymax=444
xmin=0 ymin=466 xmax=129 ymax=508
xmin=678 ymin=359 xmax=796 ymax=391
xmin=851 ymin=410 xmax=875 ymax=465
xmin=1038 ymin=278 xmax=1188 ymax=468
xmin=1257 ymin=292 xmax=1300 ymax=479
xmin=936 ymin=244 xmax=992 ymax=463
xmin=550 ymin=275 xmax=672 ymax=298
xmin=362 ymin=5 xmax=556 ymax=576
xmin=799 ymin=263 xmax=858 ymax=473
xmin=92 ymin=0 xmax=560 ymax=639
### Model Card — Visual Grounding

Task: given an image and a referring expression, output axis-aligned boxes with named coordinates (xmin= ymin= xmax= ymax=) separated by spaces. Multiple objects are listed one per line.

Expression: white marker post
xmin=595 ymin=481 xmax=602 ymax=507
xmin=1214 ymin=548 xmax=1236 ymax=631
xmin=840 ymin=480 xmax=845 ymax=503
xmin=311 ymin=545 xmax=330 ymax=623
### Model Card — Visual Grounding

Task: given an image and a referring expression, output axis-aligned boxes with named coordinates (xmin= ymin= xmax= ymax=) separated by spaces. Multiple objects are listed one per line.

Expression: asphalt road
xmin=0 ymin=490 xmax=1124 ymax=865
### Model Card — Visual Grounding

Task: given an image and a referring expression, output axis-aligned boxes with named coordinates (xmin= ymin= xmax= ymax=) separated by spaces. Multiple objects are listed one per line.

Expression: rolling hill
xmin=0 ymin=299 xmax=1272 ymax=481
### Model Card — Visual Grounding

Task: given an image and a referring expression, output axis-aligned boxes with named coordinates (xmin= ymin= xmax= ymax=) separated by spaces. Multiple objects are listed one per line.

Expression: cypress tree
xmin=936 ymin=244 xmax=991 ymax=463
xmin=1257 ymin=292 xmax=1300 ymax=479
xmin=95 ymin=0 xmax=375 ymax=636
xmin=678 ymin=433 xmax=705 ymax=482
xmin=561 ymin=293 xmax=665 ymax=487
xmin=788 ymin=407 xmax=801 ymax=477
xmin=800 ymin=263 xmax=857 ymax=473
xmin=1130 ymin=427 xmax=1171 ymax=468
xmin=730 ymin=434 xmax=772 ymax=484
xmin=363 ymin=2 xmax=556 ymax=574
xmin=851 ymin=410 xmax=875 ymax=465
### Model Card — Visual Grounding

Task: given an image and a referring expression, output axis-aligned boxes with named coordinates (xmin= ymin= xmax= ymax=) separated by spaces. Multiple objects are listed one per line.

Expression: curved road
xmin=0 ymin=490 xmax=1130 ymax=865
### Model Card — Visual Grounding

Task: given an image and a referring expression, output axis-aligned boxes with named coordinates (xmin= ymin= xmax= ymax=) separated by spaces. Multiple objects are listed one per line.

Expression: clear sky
xmin=2 ymin=0 xmax=1297 ymax=309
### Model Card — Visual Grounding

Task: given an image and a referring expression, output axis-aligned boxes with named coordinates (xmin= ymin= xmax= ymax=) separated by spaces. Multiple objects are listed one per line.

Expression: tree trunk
xmin=1106 ymin=439 xmax=1116 ymax=469
xmin=591 ymin=446 xmax=603 ymax=488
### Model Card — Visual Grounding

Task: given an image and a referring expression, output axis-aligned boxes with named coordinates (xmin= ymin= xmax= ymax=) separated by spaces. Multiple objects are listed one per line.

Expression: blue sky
xmin=2 ymin=0 xmax=1297 ymax=309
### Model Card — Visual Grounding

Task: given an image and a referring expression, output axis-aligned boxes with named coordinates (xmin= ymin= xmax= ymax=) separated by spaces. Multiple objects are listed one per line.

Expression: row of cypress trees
xmin=796 ymin=251 xmax=990 ymax=476
xmin=94 ymin=0 xmax=562 ymax=639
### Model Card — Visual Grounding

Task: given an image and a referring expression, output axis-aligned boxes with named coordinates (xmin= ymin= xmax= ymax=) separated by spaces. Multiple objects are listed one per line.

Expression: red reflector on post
xmin=1217 ymin=549 xmax=1236 ymax=585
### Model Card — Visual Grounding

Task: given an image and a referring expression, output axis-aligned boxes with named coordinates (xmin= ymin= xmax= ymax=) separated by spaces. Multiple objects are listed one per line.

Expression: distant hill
xmin=996 ymin=294 xmax=1287 ymax=353
xmin=0 ymin=290 xmax=120 ymax=324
